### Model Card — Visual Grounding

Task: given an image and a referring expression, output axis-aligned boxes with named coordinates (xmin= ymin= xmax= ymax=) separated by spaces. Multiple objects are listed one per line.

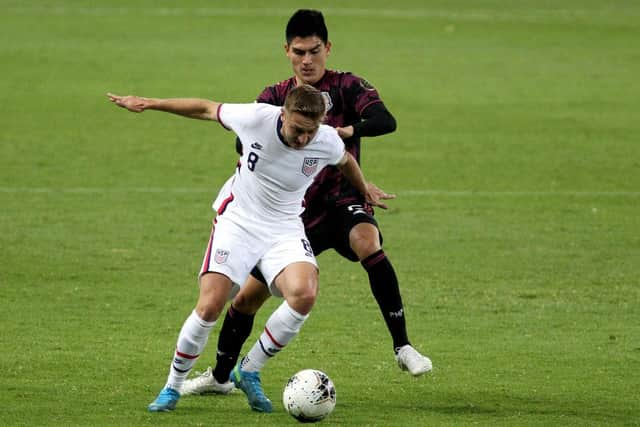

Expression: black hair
xmin=285 ymin=9 xmax=328 ymax=44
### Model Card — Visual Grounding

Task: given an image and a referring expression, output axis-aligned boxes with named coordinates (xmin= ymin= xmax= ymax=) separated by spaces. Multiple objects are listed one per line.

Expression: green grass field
xmin=2 ymin=1 xmax=639 ymax=425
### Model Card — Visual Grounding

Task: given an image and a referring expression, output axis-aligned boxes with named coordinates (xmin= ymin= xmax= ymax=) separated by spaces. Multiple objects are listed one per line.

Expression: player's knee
xmin=349 ymin=223 xmax=381 ymax=260
xmin=230 ymin=273 xmax=271 ymax=314
xmin=194 ymin=302 xmax=223 ymax=322
xmin=232 ymin=291 xmax=266 ymax=315
xmin=286 ymin=281 xmax=318 ymax=315
xmin=288 ymin=293 xmax=316 ymax=315
xmin=196 ymin=273 xmax=232 ymax=321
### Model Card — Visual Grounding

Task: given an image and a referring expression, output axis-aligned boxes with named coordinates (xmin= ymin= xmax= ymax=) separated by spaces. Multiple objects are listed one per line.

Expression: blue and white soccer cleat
xmin=147 ymin=387 xmax=180 ymax=412
xmin=230 ymin=363 xmax=273 ymax=413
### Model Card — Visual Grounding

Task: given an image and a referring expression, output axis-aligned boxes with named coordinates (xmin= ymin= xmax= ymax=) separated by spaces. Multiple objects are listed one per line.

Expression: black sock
xmin=212 ymin=305 xmax=255 ymax=383
xmin=361 ymin=249 xmax=410 ymax=352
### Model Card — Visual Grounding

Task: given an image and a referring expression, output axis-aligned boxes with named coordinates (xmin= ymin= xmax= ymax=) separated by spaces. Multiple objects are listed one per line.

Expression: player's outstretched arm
xmin=106 ymin=93 xmax=220 ymax=121
xmin=336 ymin=153 xmax=393 ymax=209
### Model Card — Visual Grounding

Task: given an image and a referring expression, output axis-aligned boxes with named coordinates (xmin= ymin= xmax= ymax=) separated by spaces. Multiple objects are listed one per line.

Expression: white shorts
xmin=212 ymin=175 xmax=235 ymax=213
xmin=199 ymin=210 xmax=317 ymax=299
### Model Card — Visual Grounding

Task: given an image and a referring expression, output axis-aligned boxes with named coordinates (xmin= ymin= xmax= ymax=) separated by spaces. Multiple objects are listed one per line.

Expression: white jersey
xmin=216 ymin=103 xmax=345 ymax=221
xmin=200 ymin=102 xmax=345 ymax=291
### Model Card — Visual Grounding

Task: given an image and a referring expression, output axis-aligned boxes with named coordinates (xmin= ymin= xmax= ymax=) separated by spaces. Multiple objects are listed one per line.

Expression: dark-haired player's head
xmin=285 ymin=9 xmax=332 ymax=86
xmin=286 ymin=9 xmax=328 ymax=44
xmin=281 ymin=84 xmax=325 ymax=149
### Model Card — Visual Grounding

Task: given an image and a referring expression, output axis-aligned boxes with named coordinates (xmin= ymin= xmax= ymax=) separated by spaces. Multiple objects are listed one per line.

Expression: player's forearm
xmin=352 ymin=103 xmax=397 ymax=138
xmin=145 ymin=98 xmax=220 ymax=121
xmin=337 ymin=153 xmax=368 ymax=196
xmin=107 ymin=93 xmax=219 ymax=120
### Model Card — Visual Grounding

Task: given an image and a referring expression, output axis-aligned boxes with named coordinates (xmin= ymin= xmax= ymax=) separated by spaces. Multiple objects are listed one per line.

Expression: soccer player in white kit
xmin=106 ymin=85 xmax=384 ymax=413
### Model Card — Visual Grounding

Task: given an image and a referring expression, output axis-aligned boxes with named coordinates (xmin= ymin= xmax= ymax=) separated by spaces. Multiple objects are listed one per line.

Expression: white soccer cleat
xmin=395 ymin=345 xmax=433 ymax=376
xmin=180 ymin=367 xmax=235 ymax=395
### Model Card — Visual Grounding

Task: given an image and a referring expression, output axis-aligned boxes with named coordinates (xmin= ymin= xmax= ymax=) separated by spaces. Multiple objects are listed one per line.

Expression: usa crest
xmin=302 ymin=158 xmax=319 ymax=177
xmin=214 ymin=249 xmax=229 ymax=264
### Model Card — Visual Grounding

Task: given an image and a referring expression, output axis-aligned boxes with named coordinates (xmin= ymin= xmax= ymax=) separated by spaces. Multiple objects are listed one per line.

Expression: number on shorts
xmin=347 ymin=204 xmax=367 ymax=216
xmin=301 ymin=238 xmax=314 ymax=256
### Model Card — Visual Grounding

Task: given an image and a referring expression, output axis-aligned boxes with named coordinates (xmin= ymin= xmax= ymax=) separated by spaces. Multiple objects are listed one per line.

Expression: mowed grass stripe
xmin=1 ymin=187 xmax=639 ymax=197
xmin=5 ymin=5 xmax=640 ymax=22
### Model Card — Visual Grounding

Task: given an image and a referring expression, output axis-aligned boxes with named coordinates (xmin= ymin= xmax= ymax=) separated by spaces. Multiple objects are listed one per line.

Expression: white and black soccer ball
xmin=283 ymin=369 xmax=336 ymax=422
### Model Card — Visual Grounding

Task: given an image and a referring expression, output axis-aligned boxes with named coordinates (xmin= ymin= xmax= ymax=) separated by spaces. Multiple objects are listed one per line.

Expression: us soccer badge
xmin=302 ymin=158 xmax=319 ymax=177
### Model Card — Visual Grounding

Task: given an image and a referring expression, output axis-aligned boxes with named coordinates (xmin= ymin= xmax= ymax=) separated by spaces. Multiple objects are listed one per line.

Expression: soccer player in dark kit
xmin=181 ymin=9 xmax=432 ymax=412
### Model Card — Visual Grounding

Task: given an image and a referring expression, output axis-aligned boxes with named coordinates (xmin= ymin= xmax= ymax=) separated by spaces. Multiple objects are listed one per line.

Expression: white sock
xmin=165 ymin=310 xmax=216 ymax=390
xmin=241 ymin=301 xmax=308 ymax=372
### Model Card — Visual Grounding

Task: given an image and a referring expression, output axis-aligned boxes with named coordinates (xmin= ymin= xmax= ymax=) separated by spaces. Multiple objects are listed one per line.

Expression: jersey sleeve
xmin=327 ymin=128 xmax=347 ymax=166
xmin=343 ymin=73 xmax=384 ymax=116
xmin=256 ymin=79 xmax=292 ymax=106
xmin=256 ymin=86 xmax=276 ymax=104
xmin=217 ymin=103 xmax=261 ymax=133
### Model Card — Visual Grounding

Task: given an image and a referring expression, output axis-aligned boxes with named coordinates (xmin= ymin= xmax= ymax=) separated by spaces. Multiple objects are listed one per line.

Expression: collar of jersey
xmin=276 ymin=115 xmax=289 ymax=147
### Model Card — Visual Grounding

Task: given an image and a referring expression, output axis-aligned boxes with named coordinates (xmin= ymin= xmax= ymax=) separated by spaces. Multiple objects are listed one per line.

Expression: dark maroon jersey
xmin=256 ymin=70 xmax=384 ymax=228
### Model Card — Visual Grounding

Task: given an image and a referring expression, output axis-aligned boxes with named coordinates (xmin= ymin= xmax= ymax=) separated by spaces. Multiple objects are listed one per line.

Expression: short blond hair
xmin=283 ymin=84 xmax=325 ymax=121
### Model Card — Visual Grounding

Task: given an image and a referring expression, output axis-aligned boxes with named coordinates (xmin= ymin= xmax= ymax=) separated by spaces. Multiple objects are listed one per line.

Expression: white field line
xmin=1 ymin=187 xmax=638 ymax=197
xmin=4 ymin=6 xmax=634 ymax=23
xmin=0 ymin=187 xmax=211 ymax=194
xmin=399 ymin=190 xmax=640 ymax=197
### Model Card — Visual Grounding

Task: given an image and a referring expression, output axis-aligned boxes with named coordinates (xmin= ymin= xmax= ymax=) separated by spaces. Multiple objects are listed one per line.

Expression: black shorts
xmin=250 ymin=202 xmax=382 ymax=283
xmin=305 ymin=202 xmax=382 ymax=262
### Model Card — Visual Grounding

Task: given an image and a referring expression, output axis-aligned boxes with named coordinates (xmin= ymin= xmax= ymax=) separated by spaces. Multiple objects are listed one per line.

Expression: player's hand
xmin=365 ymin=182 xmax=396 ymax=210
xmin=107 ymin=93 xmax=150 ymax=113
xmin=335 ymin=126 xmax=354 ymax=140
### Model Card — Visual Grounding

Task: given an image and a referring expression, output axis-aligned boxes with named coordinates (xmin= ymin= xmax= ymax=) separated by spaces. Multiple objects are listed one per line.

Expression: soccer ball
xmin=283 ymin=369 xmax=336 ymax=422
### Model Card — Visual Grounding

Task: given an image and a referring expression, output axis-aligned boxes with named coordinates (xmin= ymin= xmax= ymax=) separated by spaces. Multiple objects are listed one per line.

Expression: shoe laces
xmin=159 ymin=388 xmax=180 ymax=401
xmin=242 ymin=371 xmax=268 ymax=400
xmin=191 ymin=367 xmax=214 ymax=384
